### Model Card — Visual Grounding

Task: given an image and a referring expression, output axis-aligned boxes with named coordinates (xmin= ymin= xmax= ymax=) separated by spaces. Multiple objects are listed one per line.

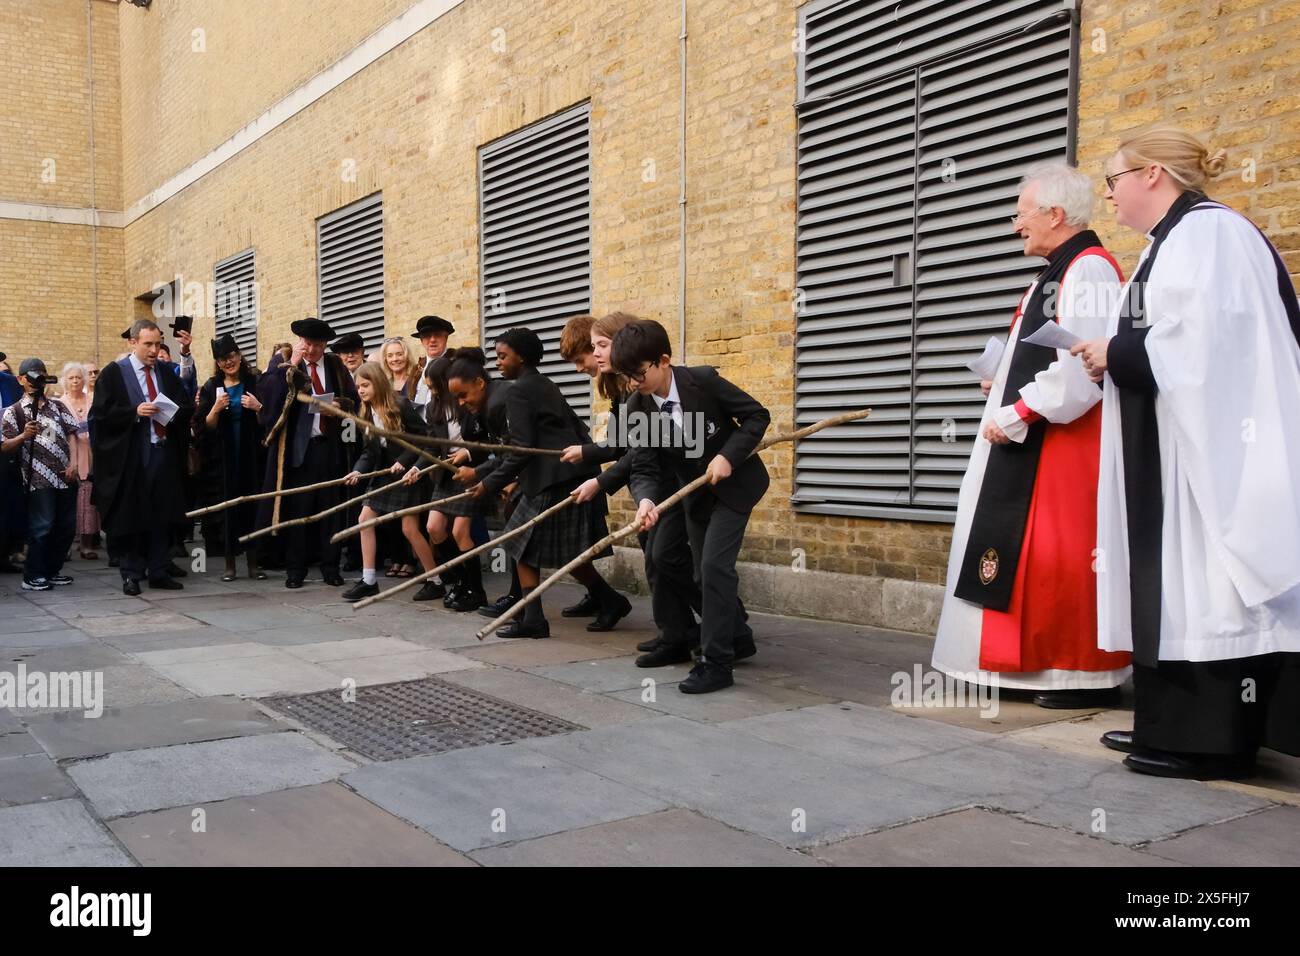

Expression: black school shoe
xmin=561 ymin=593 xmax=600 ymax=618
xmin=165 ymin=561 xmax=188 ymax=578
xmin=446 ymin=588 xmax=487 ymax=613
xmin=587 ymin=594 xmax=633 ymax=632
xmin=342 ymin=581 xmax=380 ymax=602
xmin=412 ymin=581 xmax=445 ymax=602
xmin=1123 ymin=750 xmax=1256 ymax=781
xmin=477 ymin=594 xmax=518 ymax=619
xmin=495 ymin=619 xmax=550 ymax=639
xmin=636 ymin=643 xmax=694 ymax=668
xmin=679 ymin=661 xmax=734 ymax=694
xmin=148 ymin=577 xmax=184 ymax=590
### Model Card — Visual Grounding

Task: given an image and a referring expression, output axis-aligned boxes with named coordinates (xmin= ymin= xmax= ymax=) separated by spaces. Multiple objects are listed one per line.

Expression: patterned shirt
xmin=1 ymin=396 xmax=79 ymax=491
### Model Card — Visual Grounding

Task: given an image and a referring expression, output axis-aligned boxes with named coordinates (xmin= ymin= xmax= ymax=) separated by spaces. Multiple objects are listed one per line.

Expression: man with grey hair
xmin=931 ymin=161 xmax=1131 ymax=709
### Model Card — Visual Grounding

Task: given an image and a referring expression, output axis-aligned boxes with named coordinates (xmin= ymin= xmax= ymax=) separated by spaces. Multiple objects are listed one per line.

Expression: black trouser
xmin=24 ymin=486 xmax=76 ymax=580
xmin=285 ymin=438 xmax=344 ymax=580
xmin=1134 ymin=652 xmax=1300 ymax=757
xmin=646 ymin=506 xmax=701 ymax=646
xmin=120 ymin=443 xmax=173 ymax=583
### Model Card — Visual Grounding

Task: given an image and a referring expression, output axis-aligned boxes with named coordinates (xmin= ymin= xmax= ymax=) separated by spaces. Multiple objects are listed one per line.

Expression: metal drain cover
xmin=265 ymin=676 xmax=583 ymax=760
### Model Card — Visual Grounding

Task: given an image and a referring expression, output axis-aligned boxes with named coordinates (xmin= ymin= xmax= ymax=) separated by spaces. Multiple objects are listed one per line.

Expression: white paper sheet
xmin=1022 ymin=321 xmax=1082 ymax=351
xmin=967 ymin=336 xmax=1005 ymax=379
xmin=150 ymin=391 xmax=179 ymax=426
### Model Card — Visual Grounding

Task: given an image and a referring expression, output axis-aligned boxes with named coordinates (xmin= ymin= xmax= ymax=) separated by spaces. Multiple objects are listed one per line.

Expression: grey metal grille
xmin=265 ymin=676 xmax=583 ymax=761
xmin=793 ymin=0 xmax=1076 ymax=519
xmin=318 ymin=191 xmax=385 ymax=355
xmin=479 ymin=103 xmax=593 ymax=422
xmin=214 ymin=248 xmax=257 ymax=363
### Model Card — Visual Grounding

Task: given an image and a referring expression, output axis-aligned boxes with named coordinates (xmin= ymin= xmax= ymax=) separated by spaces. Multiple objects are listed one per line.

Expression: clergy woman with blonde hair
xmin=1073 ymin=126 xmax=1300 ymax=780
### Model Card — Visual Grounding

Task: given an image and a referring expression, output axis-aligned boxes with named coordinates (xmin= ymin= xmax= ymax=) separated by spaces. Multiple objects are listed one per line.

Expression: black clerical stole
xmin=954 ymin=230 xmax=1106 ymax=610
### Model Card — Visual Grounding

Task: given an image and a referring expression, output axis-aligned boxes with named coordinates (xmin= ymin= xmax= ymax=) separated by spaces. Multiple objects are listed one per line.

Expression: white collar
xmin=651 ymin=372 xmax=680 ymax=409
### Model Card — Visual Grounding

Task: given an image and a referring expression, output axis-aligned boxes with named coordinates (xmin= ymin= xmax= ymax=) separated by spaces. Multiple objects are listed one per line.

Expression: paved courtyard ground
xmin=2 ymin=556 xmax=1298 ymax=867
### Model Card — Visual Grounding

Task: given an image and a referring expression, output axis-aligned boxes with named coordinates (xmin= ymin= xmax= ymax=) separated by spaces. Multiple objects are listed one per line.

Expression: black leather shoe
xmin=477 ymin=594 xmax=518 ymax=619
xmin=285 ymin=577 xmax=305 ymax=590
xmin=1123 ymin=750 xmax=1255 ymax=781
xmin=1033 ymin=687 xmax=1123 ymax=709
xmin=586 ymin=594 xmax=632 ymax=632
xmin=446 ymin=588 xmax=487 ymax=613
xmin=122 ymin=579 xmax=141 ymax=596
xmin=165 ymin=561 xmax=188 ymax=578
xmin=441 ymin=585 xmax=460 ymax=608
xmin=636 ymin=643 xmax=693 ymax=668
xmin=342 ymin=581 xmax=380 ymax=602
xmin=495 ymin=619 xmax=550 ymax=639
xmin=322 ymin=571 xmax=345 ymax=587
xmin=561 ymin=593 xmax=601 ymax=618
xmin=637 ymin=635 xmax=666 ymax=653
xmin=734 ymin=636 xmax=757 ymax=662
xmin=148 ymin=576 xmax=184 ymax=590
xmin=412 ymin=580 xmax=445 ymax=602
xmin=679 ymin=661 xmax=734 ymax=694
xmin=1101 ymin=730 xmax=1138 ymax=754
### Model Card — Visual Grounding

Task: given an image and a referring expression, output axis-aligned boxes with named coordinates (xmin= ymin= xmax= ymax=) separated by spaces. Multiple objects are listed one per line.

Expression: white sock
xmin=432 ymin=574 xmax=442 ymax=584
xmin=362 ymin=568 xmax=377 ymax=585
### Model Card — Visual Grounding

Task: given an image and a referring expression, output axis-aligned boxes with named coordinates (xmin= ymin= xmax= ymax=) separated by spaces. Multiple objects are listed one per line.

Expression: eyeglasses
xmin=1104 ymin=166 xmax=1147 ymax=191
xmin=1010 ymin=207 xmax=1049 ymax=226
xmin=626 ymin=364 xmax=652 ymax=384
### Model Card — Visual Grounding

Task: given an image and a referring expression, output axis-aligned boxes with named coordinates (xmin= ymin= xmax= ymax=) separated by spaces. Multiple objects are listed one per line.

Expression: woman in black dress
xmin=195 ymin=334 xmax=266 ymax=581
xmin=340 ymin=362 xmax=439 ymax=602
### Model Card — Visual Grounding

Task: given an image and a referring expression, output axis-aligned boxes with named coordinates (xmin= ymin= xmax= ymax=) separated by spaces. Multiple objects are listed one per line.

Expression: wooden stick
xmin=239 ymin=463 xmax=442 ymax=544
xmin=350 ymin=496 xmax=576 ymax=611
xmin=474 ymin=407 xmax=873 ymax=639
xmin=294 ymin=393 xmax=457 ymax=474
xmin=186 ymin=468 xmax=394 ymax=519
xmin=330 ymin=490 xmax=476 ymax=544
xmin=267 ymin=366 xmax=298 ymax=529
xmin=394 ymin=431 xmax=564 ymax=458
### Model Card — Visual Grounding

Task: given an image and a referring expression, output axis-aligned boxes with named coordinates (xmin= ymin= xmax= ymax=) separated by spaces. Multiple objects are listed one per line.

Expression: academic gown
xmin=933 ymin=244 xmax=1132 ymax=690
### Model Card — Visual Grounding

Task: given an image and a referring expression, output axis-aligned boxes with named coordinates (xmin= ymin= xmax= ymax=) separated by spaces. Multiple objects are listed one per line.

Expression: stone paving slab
xmin=0 ymin=629 xmax=91 ymax=650
xmin=68 ymin=732 xmax=355 ymax=818
xmin=102 ymin=628 xmax=250 ymax=653
xmin=525 ymin=656 xmax=695 ymax=693
xmin=811 ymin=808 xmax=1182 ymax=867
xmin=456 ymin=639 xmax=633 ymax=667
xmin=344 ymin=743 xmax=669 ymax=852
xmin=0 ymin=615 xmax=78 ymax=635
xmin=471 ymin=808 xmax=823 ymax=867
xmin=313 ymin=649 xmax=484 ymax=685
xmin=110 ymin=783 xmax=476 ymax=867
xmin=0 ymin=753 xmax=79 ymax=806
xmin=1140 ymin=806 xmax=1300 ymax=866
xmin=721 ymin=702 xmax=991 ymax=767
xmin=24 ymin=696 xmax=283 ymax=760
xmin=521 ymin=716 xmax=974 ymax=847
xmin=607 ymin=679 xmax=833 ymax=723
xmin=440 ymin=667 xmax=656 ymax=728
xmin=242 ymin=623 xmax=383 ymax=646
xmin=68 ymin=665 xmax=196 ymax=711
xmin=151 ymin=592 xmax=274 ymax=612
xmin=0 ymin=642 xmax=134 ymax=672
xmin=893 ymin=695 xmax=1116 ymax=734
xmin=178 ymin=606 xmax=339 ymax=632
xmin=76 ymin=611 xmax=204 ymax=638
xmin=0 ymin=799 xmax=135 ymax=867
xmin=280 ymin=637 xmax=427 ymax=662
xmin=139 ymin=650 xmax=344 ymax=698
xmin=1207 ymin=750 xmax=1300 ymax=808
xmin=0 ymin=731 xmax=45 ymax=758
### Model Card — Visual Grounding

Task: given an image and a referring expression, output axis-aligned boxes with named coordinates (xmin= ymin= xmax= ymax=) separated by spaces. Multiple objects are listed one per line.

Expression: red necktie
xmin=143 ymin=366 xmax=166 ymax=440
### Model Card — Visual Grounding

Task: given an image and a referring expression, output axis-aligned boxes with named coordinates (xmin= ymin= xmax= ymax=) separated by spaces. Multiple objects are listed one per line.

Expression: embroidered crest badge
xmin=705 ymin=420 xmax=718 ymax=438
xmin=979 ymin=548 xmax=999 ymax=585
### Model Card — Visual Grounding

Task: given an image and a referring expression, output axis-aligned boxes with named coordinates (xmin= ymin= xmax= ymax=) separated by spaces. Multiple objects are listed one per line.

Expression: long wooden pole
xmin=330 ymin=489 xmax=477 ymax=544
xmin=186 ymin=468 xmax=394 ymax=519
xmin=392 ymin=431 xmax=564 ymax=458
xmin=294 ymin=393 xmax=457 ymax=475
xmin=350 ymin=496 xmax=576 ymax=610
xmin=473 ymin=407 xmax=872 ymax=639
xmin=239 ymin=462 xmax=442 ymax=544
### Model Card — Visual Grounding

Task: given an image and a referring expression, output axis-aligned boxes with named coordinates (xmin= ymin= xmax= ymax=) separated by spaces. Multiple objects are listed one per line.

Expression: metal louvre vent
xmin=318 ymin=191 xmax=385 ymax=354
xmin=214 ymin=248 xmax=257 ymax=363
xmin=793 ymin=0 xmax=1076 ymax=519
xmin=479 ymin=103 xmax=593 ymax=422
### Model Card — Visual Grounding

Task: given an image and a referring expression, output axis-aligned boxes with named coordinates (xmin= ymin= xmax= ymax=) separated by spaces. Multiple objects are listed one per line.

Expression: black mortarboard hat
xmin=170 ymin=315 xmax=194 ymax=334
xmin=412 ymin=315 xmax=455 ymax=338
xmin=290 ymin=317 xmax=335 ymax=342
xmin=330 ymin=331 xmax=365 ymax=353
xmin=211 ymin=333 xmax=239 ymax=360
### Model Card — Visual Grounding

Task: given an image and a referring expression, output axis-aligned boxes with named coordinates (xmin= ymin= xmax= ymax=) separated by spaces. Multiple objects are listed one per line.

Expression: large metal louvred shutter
xmin=317 ymin=192 xmax=385 ymax=354
xmin=479 ymin=104 xmax=593 ymax=422
xmin=213 ymin=248 xmax=257 ymax=363
xmin=793 ymin=0 xmax=1076 ymax=520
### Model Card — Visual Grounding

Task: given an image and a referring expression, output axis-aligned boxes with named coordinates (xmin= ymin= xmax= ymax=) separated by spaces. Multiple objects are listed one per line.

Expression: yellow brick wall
xmin=6 ymin=0 xmax=1296 ymax=584
xmin=0 ymin=0 xmax=123 ymax=374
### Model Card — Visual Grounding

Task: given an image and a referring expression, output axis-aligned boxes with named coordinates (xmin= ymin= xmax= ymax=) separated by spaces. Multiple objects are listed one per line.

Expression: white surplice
xmin=1096 ymin=203 xmax=1300 ymax=662
xmin=933 ymin=251 xmax=1130 ymax=690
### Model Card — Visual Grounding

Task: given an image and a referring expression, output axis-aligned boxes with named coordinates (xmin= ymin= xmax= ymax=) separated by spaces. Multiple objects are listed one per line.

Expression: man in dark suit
xmin=614 ymin=319 xmax=770 ymax=694
xmin=256 ymin=317 xmax=359 ymax=589
xmin=90 ymin=319 xmax=195 ymax=595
